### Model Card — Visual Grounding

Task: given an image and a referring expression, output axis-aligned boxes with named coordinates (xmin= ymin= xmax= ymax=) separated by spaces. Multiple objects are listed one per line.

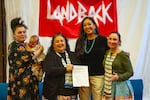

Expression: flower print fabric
xmin=8 ymin=41 xmax=39 ymax=100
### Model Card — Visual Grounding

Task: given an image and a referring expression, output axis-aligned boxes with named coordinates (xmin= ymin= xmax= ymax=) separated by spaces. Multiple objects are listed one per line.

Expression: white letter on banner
xmin=68 ymin=2 xmax=77 ymax=23
xmin=77 ymin=1 xmax=87 ymax=24
xmin=47 ymin=0 xmax=113 ymax=25
xmin=102 ymin=1 xmax=113 ymax=24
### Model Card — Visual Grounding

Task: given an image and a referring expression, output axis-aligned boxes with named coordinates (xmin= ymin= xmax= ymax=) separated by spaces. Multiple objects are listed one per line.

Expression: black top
xmin=77 ymin=35 xmax=108 ymax=76
xmin=43 ymin=51 xmax=80 ymax=99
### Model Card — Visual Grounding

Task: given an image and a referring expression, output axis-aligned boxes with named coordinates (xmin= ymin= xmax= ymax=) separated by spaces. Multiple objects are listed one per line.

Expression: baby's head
xmin=28 ymin=35 xmax=39 ymax=48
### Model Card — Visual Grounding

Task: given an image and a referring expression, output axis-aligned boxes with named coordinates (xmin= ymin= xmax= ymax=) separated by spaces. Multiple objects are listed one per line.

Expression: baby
xmin=26 ymin=35 xmax=45 ymax=81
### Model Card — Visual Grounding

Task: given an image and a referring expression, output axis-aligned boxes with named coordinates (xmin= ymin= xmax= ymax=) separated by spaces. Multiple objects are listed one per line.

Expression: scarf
xmin=56 ymin=51 xmax=73 ymax=87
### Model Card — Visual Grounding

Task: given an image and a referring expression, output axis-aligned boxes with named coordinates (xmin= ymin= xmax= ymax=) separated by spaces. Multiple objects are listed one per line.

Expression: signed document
xmin=72 ymin=65 xmax=89 ymax=87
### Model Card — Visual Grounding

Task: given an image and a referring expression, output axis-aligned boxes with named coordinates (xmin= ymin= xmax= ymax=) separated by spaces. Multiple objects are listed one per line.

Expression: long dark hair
xmin=48 ymin=33 xmax=70 ymax=53
xmin=10 ymin=17 xmax=28 ymax=33
xmin=75 ymin=17 xmax=100 ymax=58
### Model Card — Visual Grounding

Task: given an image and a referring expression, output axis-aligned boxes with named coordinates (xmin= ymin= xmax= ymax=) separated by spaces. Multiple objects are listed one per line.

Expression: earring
xmin=94 ymin=29 xmax=96 ymax=34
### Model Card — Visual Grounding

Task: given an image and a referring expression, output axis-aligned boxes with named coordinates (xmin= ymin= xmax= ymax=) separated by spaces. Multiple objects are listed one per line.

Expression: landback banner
xmin=39 ymin=0 xmax=118 ymax=38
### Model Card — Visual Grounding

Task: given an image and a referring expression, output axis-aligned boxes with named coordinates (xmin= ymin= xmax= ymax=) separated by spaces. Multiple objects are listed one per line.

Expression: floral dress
xmin=8 ymin=41 xmax=39 ymax=100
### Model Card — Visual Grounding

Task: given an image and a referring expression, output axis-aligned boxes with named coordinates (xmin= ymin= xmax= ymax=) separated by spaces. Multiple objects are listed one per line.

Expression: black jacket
xmin=43 ymin=51 xmax=80 ymax=99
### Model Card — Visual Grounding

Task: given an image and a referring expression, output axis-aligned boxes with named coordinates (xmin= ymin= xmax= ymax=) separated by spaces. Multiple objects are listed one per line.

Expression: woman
xmin=42 ymin=33 xmax=80 ymax=100
xmin=102 ymin=32 xmax=134 ymax=100
xmin=75 ymin=17 xmax=109 ymax=100
xmin=7 ymin=17 xmax=43 ymax=100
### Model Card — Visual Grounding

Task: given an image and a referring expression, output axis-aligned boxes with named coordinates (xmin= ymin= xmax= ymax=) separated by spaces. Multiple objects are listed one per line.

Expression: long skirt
xmin=102 ymin=80 xmax=134 ymax=100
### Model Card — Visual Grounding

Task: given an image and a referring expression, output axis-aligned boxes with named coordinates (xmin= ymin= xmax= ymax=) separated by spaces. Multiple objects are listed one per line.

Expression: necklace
xmin=55 ymin=51 xmax=73 ymax=86
xmin=84 ymin=38 xmax=96 ymax=54
xmin=55 ymin=51 xmax=71 ymax=66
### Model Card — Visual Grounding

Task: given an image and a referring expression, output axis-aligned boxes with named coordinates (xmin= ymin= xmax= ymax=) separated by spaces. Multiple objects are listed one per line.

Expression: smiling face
xmin=13 ymin=26 xmax=27 ymax=43
xmin=53 ymin=35 xmax=66 ymax=53
xmin=83 ymin=18 xmax=96 ymax=35
xmin=107 ymin=32 xmax=121 ymax=50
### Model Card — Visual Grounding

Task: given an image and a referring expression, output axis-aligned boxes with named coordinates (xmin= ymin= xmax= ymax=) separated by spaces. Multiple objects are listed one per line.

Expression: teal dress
xmin=8 ymin=41 xmax=39 ymax=100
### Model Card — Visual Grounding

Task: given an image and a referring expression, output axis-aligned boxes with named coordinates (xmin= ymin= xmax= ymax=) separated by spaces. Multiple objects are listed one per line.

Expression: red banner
xmin=39 ymin=0 xmax=118 ymax=38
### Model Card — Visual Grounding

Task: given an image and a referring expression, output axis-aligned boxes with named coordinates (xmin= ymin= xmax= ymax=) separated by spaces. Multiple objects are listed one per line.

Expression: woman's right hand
xmin=66 ymin=64 xmax=73 ymax=72
xmin=111 ymin=72 xmax=119 ymax=81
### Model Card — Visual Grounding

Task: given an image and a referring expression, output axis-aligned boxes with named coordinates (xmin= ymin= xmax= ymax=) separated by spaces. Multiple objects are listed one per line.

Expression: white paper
xmin=72 ymin=65 xmax=89 ymax=87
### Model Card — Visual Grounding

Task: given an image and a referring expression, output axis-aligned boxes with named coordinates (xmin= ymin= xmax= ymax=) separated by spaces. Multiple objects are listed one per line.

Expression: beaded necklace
xmin=55 ymin=51 xmax=73 ymax=87
xmin=84 ymin=38 xmax=96 ymax=54
xmin=56 ymin=51 xmax=71 ymax=66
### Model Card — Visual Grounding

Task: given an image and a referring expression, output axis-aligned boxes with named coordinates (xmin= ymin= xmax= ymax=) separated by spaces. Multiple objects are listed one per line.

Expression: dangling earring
xmin=94 ymin=29 xmax=96 ymax=34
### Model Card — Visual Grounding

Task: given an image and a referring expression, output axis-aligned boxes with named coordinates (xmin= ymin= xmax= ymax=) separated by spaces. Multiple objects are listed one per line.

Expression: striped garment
xmin=102 ymin=52 xmax=134 ymax=100
xmin=104 ymin=54 xmax=116 ymax=97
